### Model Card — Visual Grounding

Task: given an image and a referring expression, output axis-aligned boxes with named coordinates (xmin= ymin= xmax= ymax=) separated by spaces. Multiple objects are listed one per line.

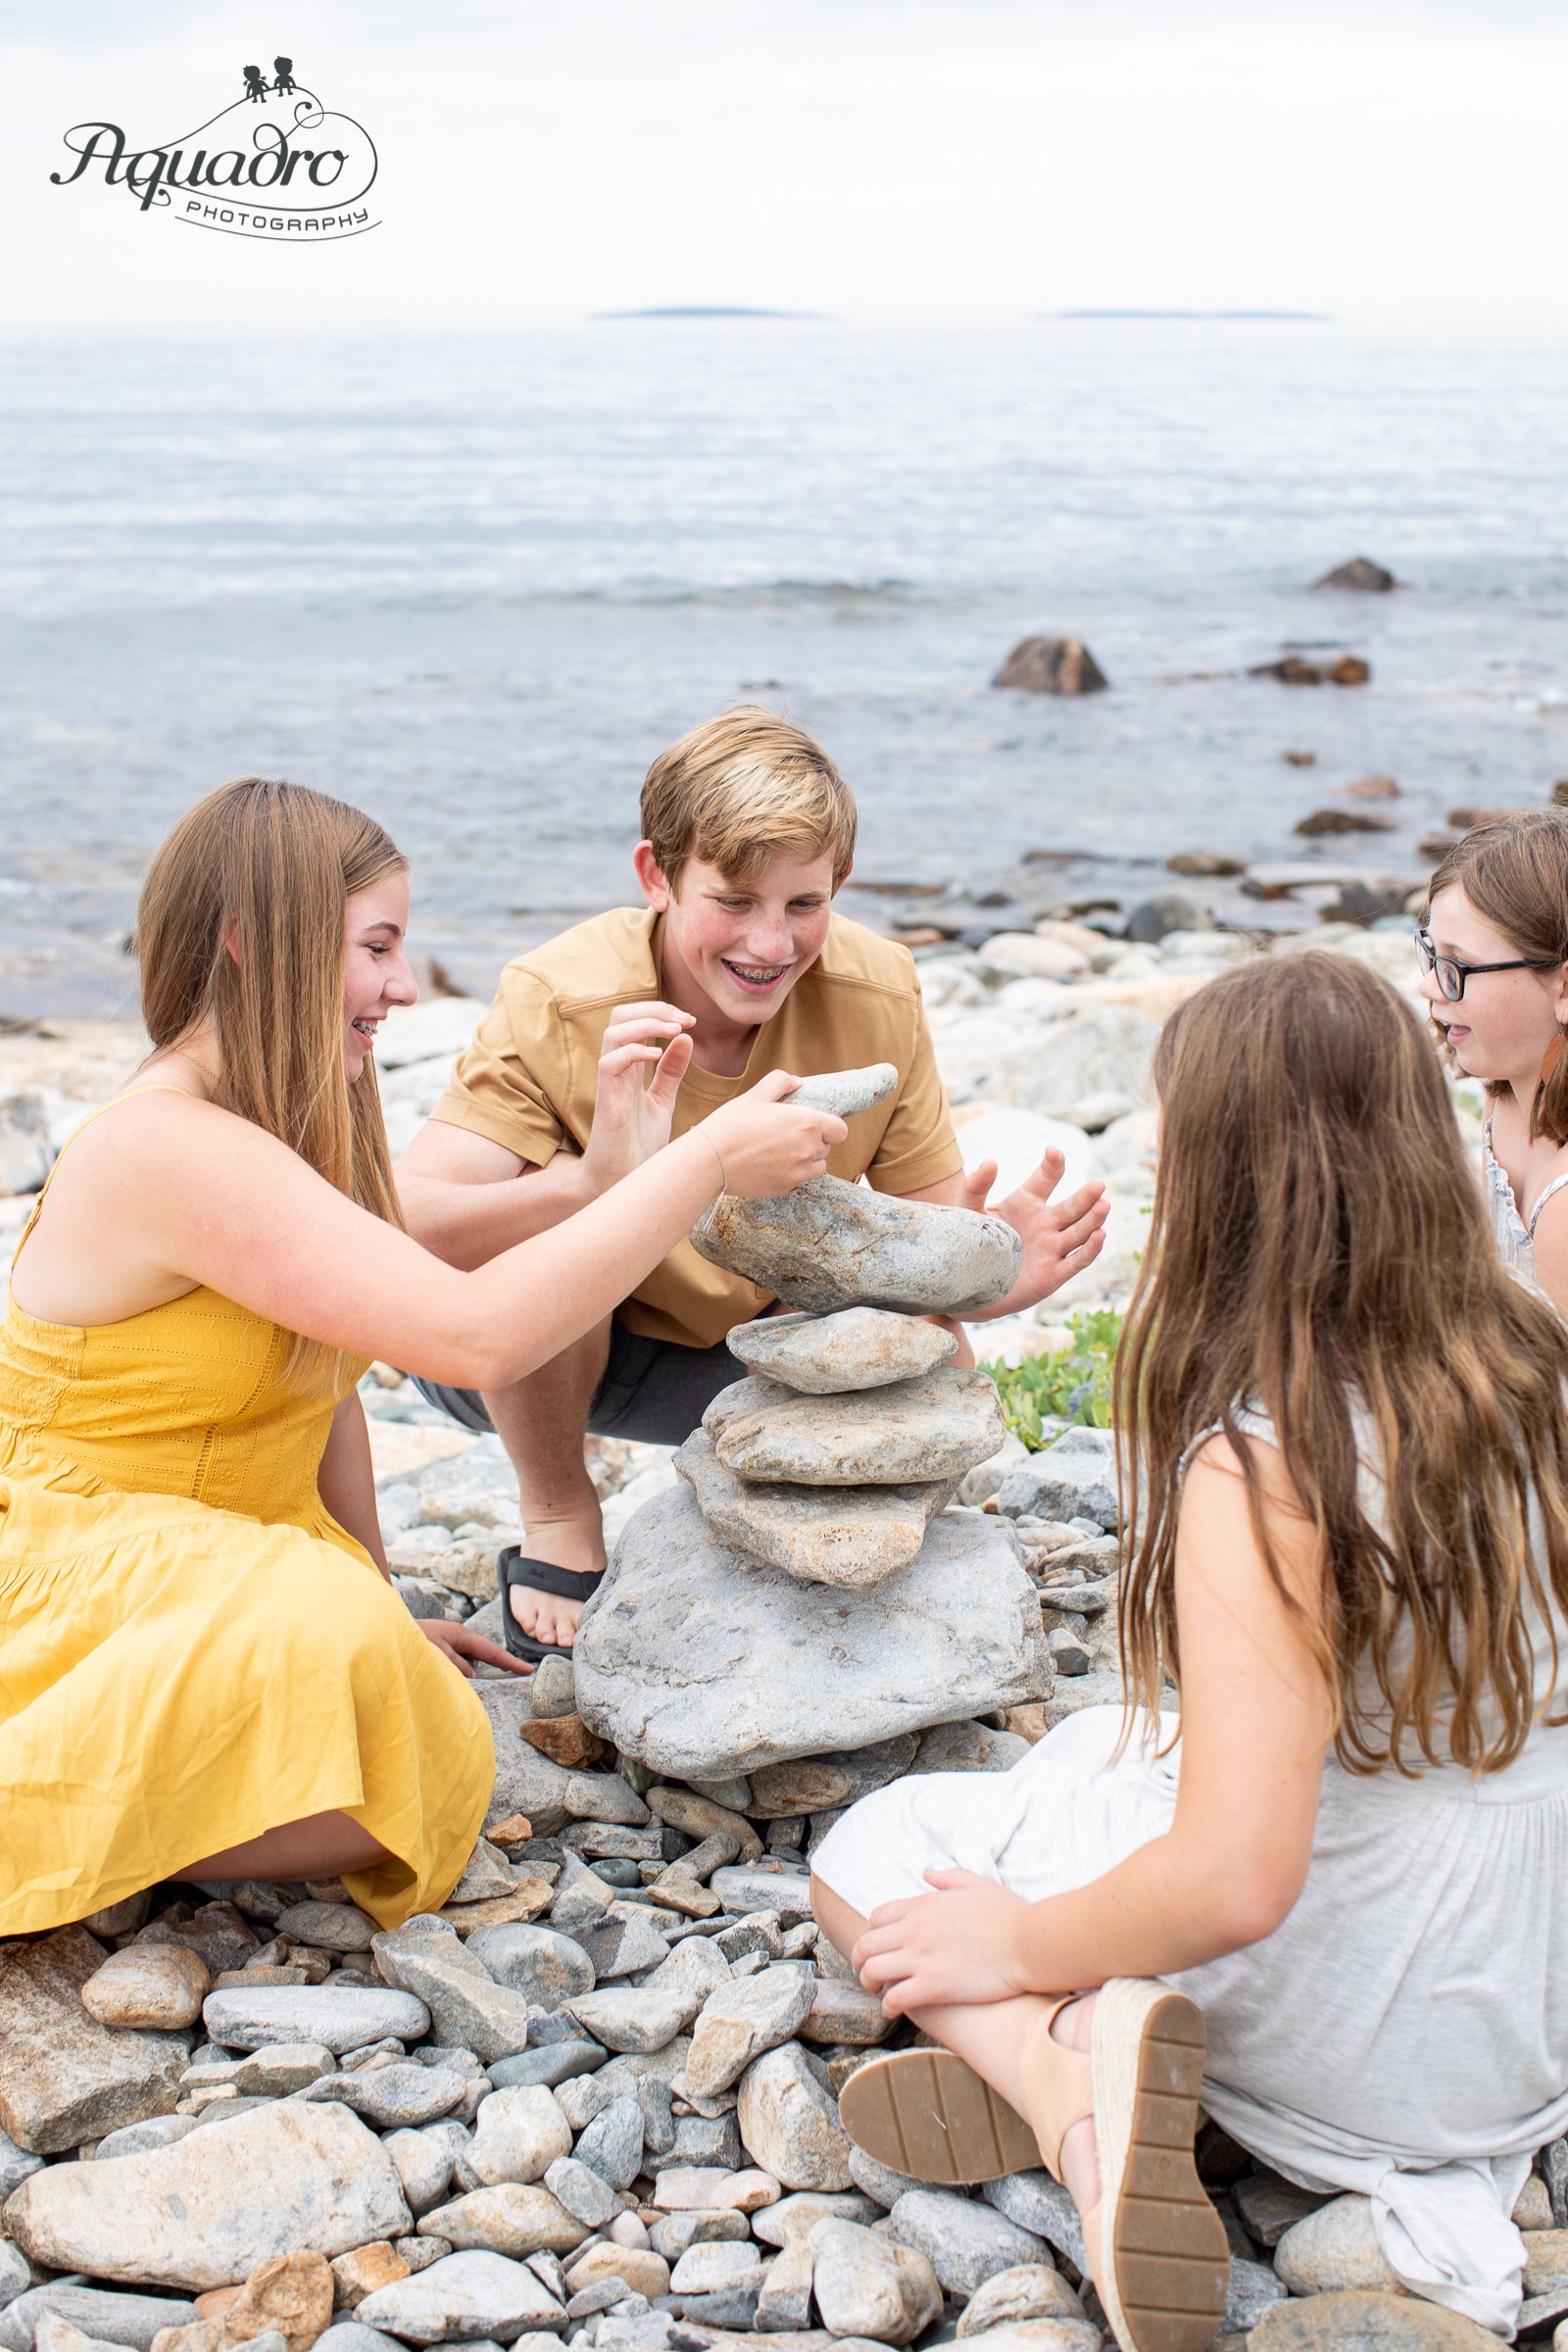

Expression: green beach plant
xmin=980 ymin=1303 xmax=1124 ymax=1443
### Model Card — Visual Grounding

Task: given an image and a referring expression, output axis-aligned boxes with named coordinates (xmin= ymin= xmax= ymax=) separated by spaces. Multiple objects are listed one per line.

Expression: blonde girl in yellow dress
xmin=0 ymin=778 xmax=846 ymax=1934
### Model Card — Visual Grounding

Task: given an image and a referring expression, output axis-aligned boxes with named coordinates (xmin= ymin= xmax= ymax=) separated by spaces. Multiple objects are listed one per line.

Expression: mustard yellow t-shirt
xmin=431 ymin=906 xmax=962 ymax=1348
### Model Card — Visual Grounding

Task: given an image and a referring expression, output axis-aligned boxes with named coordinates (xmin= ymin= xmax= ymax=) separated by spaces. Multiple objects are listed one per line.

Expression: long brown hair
xmin=136 ymin=778 xmax=406 ymax=1383
xmin=1114 ymin=953 xmax=1568 ymax=1774
xmin=1427 ymin=810 xmax=1568 ymax=1144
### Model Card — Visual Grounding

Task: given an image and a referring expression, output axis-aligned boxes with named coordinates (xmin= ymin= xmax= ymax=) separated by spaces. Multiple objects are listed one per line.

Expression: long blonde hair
xmin=1114 ymin=953 xmax=1568 ymax=1774
xmin=136 ymin=777 xmax=406 ymax=1383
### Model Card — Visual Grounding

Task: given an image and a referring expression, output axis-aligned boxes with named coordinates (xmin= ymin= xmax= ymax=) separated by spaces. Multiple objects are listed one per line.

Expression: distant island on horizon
xmin=1050 ymin=308 xmax=1332 ymax=322
xmin=590 ymin=305 xmax=827 ymax=321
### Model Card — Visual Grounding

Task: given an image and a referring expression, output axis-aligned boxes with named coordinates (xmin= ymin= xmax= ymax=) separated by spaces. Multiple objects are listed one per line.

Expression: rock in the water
xmin=808 ymin=2220 xmax=941 ymax=2344
xmin=576 ymin=1486 xmax=1050 ymax=1778
xmin=1250 ymin=2291 xmax=1498 ymax=2349
xmin=684 ymin=1970 xmax=819 ymax=2100
xmin=692 ymin=1177 xmax=1022 ymax=1317
xmin=956 ymin=2266 xmax=1083 ymax=2335
xmin=736 ymin=2045 xmax=853 ymax=2192
xmin=1313 ymin=557 xmax=1397 ymax=593
xmin=201 ymin=1987 xmax=429 ymax=2057
xmin=726 ymin=1307 xmax=956 ymax=1396
xmin=996 ymin=1427 xmax=1118 ymax=1533
xmin=0 ymin=1928 xmax=188 ymax=2156
xmin=0 ymin=2292 xmax=200 ymax=2352
xmin=416 ymin=2185 xmax=587 ymax=2260
xmin=79 ymin=1947 xmax=211 ymax=2034
xmin=705 ymin=1369 xmax=1004 ymax=1489
xmin=991 ymin=637 xmax=1108 ymax=696
xmin=2 ymin=2102 xmax=411 ymax=2290
xmin=463 ymin=1929 xmax=593 ymax=2010
xmin=886 ymin=2188 xmax=1050 ymax=2296
xmin=1273 ymin=2195 xmax=1405 ymax=2296
xmin=673 ymin=1434 xmax=956 ymax=1589
xmin=354 ymin=2250 xmax=564 ymax=2343
xmin=782 ymin=1065 xmax=899 ymax=1120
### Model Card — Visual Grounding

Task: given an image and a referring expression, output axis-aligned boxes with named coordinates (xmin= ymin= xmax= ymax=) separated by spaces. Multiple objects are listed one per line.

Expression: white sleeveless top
xmin=1483 ymin=1115 xmax=1568 ymax=1291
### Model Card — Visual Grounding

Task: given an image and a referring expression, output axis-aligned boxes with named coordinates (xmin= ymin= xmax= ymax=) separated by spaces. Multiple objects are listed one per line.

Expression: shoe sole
xmin=1092 ymin=1980 xmax=1230 ymax=2352
xmin=838 ymin=2047 xmax=1042 ymax=2184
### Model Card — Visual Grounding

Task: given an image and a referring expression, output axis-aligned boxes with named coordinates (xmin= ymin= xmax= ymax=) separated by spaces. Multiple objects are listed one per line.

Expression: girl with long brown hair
xmin=0 ymin=778 xmax=846 ymax=1935
xmin=1418 ymin=809 xmax=1568 ymax=1313
xmin=810 ymin=954 xmax=1568 ymax=2350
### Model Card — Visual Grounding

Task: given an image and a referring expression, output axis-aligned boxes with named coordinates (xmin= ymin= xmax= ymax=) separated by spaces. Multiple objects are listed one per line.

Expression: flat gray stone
xmin=887 ymin=2187 xmax=1050 ymax=2295
xmin=488 ymin=2044 xmax=607 ymax=2092
xmin=464 ymin=1928 xmax=594 ymax=2008
xmin=692 ymin=1175 xmax=1022 ymax=1316
xmin=910 ymin=1720 xmax=1031 ymax=1776
xmin=201 ymin=1985 xmax=429 ymax=2057
xmin=781 ymin=1064 xmax=899 ymax=1120
xmin=370 ymin=1935 xmax=536 ymax=2067
xmin=564 ymin=1990 xmax=690 ymax=2056
xmin=747 ymin=1738 xmax=919 ymax=1818
xmin=1249 ymin=2292 xmax=1501 ymax=2349
xmin=798 ymin=1980 xmax=893 ymax=2048
xmin=0 ymin=1928 xmax=187 ymax=2157
xmin=704 ymin=1369 xmax=1004 ymax=1488
xmin=982 ymin=2175 xmax=1086 ymax=2276
xmin=304 ymin=2060 xmax=473 ymax=2131
xmin=573 ymin=2095 xmax=644 ymax=2191
xmin=726 ymin=1307 xmax=956 ymax=1396
xmin=321 ymin=2329 xmax=407 ymax=2352
xmin=995 ymin=1428 xmax=1119 ymax=1534
xmin=956 ymin=2268 xmax=1084 ymax=2336
xmin=577 ymin=1913 xmax=671 ymax=1983
xmin=0 ymin=2291 xmax=200 ymax=2352
xmin=416 ymin=2186 xmax=588 ymax=2261
xmin=2 ymin=2101 xmax=411 ymax=2289
xmin=354 ymin=2249 xmax=565 ymax=2342
xmin=272 ymin=1901 xmax=378 ymax=1951
xmin=544 ymin=2156 xmax=616 ymax=2230
xmin=674 ymin=1432 xmax=956 ymax=1588
xmin=708 ymin=1868 xmax=816 ymax=1920
xmin=576 ymin=1487 xmax=1050 ymax=1778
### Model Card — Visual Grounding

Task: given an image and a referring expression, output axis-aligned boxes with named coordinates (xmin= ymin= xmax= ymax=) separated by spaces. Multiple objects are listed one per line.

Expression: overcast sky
xmin=5 ymin=0 xmax=1565 ymax=333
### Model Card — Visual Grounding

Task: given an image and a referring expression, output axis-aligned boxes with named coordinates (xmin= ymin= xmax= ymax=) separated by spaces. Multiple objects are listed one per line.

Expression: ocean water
xmin=3 ymin=320 xmax=1567 ymax=1015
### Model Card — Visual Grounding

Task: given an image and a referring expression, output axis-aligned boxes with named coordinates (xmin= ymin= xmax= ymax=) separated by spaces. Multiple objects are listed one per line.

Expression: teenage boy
xmin=399 ymin=707 xmax=1106 ymax=1657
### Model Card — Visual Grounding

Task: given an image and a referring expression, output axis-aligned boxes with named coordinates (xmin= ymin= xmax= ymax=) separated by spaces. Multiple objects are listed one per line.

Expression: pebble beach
xmin=9 ymin=848 xmax=1564 ymax=2352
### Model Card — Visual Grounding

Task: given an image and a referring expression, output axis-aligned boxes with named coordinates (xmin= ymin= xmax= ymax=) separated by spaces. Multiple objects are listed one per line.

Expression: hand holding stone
xmin=699 ymin=1071 xmax=849 ymax=1200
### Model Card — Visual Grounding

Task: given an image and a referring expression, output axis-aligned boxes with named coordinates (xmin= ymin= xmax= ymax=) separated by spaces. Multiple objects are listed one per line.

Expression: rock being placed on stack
xmin=577 ymin=1066 xmax=1048 ymax=1776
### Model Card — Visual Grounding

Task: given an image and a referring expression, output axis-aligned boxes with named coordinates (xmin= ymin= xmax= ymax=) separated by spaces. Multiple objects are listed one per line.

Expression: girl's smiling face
xmin=1421 ymin=882 xmax=1567 ymax=1085
xmin=342 ymin=870 xmax=416 ymax=1079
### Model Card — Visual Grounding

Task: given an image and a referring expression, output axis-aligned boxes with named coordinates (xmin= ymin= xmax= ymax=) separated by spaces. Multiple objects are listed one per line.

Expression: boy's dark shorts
xmin=410 ymin=1317 xmax=748 ymax=1450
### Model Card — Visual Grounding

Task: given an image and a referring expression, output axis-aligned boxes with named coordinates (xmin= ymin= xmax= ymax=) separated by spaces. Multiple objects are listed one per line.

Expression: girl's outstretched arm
xmin=850 ymin=1434 xmax=1333 ymax=2012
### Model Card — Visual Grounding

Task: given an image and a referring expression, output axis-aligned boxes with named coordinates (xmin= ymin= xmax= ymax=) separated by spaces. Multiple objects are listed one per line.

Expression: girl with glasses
xmin=1418 ymin=811 xmax=1568 ymax=1313
xmin=809 ymin=955 xmax=1568 ymax=2351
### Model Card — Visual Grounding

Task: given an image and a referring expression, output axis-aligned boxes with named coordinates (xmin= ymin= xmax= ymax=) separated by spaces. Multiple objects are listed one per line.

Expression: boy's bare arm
xmin=398 ymin=1120 xmax=597 ymax=1271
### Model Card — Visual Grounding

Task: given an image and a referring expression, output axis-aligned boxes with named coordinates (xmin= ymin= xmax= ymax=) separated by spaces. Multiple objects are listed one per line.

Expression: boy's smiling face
xmin=636 ymin=844 xmax=840 ymax=1029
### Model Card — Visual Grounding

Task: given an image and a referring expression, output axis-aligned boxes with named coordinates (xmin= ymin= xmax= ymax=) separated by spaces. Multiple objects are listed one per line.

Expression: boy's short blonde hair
xmin=640 ymin=706 xmax=857 ymax=892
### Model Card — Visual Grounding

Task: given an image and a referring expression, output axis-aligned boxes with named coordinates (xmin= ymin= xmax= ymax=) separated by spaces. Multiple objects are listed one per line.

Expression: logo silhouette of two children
xmin=241 ymin=59 xmax=297 ymax=102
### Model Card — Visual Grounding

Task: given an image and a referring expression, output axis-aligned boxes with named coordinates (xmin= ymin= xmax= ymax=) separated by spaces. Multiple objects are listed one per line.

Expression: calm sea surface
xmin=3 ymin=320 xmax=1567 ymax=1014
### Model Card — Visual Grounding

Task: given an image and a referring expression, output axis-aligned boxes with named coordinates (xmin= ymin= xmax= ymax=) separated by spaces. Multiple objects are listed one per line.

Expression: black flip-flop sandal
xmin=498 ymin=1546 xmax=604 ymax=1663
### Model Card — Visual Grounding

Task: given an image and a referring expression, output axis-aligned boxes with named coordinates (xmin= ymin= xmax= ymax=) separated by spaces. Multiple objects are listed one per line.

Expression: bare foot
xmin=506 ymin=1514 xmax=606 ymax=1650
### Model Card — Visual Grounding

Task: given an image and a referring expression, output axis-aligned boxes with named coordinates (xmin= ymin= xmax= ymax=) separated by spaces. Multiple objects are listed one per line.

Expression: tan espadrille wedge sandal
xmin=838 ymin=1981 xmax=1230 ymax=2352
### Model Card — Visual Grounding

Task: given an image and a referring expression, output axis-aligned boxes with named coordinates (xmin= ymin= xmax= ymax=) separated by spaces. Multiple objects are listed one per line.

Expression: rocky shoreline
xmin=1 ymin=894 xmax=1553 ymax=2352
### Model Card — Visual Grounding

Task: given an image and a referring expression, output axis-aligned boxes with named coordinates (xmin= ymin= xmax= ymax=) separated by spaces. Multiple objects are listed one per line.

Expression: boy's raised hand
xmin=582 ymin=1001 xmax=697 ymax=1193
xmin=956 ymin=1145 xmax=1109 ymax=1315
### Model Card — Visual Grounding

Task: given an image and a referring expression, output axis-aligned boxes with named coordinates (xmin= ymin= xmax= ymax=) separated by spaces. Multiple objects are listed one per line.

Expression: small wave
xmin=489 ymin=575 xmax=921 ymax=612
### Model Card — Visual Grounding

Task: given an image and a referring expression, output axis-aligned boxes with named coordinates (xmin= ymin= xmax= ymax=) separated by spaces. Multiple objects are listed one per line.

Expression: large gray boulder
xmin=692 ymin=1177 xmax=1021 ymax=1316
xmin=674 ymin=1432 xmax=956 ymax=1589
xmin=726 ymin=1307 xmax=956 ymax=1396
xmin=704 ymin=1371 xmax=1004 ymax=1489
xmin=574 ymin=1484 xmax=1051 ymax=1778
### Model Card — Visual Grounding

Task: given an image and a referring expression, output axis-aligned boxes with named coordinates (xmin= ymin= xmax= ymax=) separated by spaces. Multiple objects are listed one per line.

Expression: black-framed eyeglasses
xmin=1414 ymin=926 xmax=1553 ymax=1003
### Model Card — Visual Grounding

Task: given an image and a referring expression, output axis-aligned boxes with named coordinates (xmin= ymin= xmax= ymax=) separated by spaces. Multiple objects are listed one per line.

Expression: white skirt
xmin=812 ymin=1704 xmax=1568 ymax=2337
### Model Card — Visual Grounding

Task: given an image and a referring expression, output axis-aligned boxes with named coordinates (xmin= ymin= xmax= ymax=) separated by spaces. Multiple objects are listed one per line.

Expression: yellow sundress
xmin=0 ymin=1091 xmax=493 ymax=1934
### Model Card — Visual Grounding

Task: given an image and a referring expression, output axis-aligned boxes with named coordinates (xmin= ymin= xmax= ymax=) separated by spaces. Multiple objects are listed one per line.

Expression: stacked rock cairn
xmin=3 ymin=1076 xmax=1553 ymax=2352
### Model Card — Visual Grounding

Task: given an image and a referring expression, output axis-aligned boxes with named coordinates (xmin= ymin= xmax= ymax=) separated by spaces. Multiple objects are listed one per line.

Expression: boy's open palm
xmin=582 ymin=1001 xmax=697 ymax=1190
